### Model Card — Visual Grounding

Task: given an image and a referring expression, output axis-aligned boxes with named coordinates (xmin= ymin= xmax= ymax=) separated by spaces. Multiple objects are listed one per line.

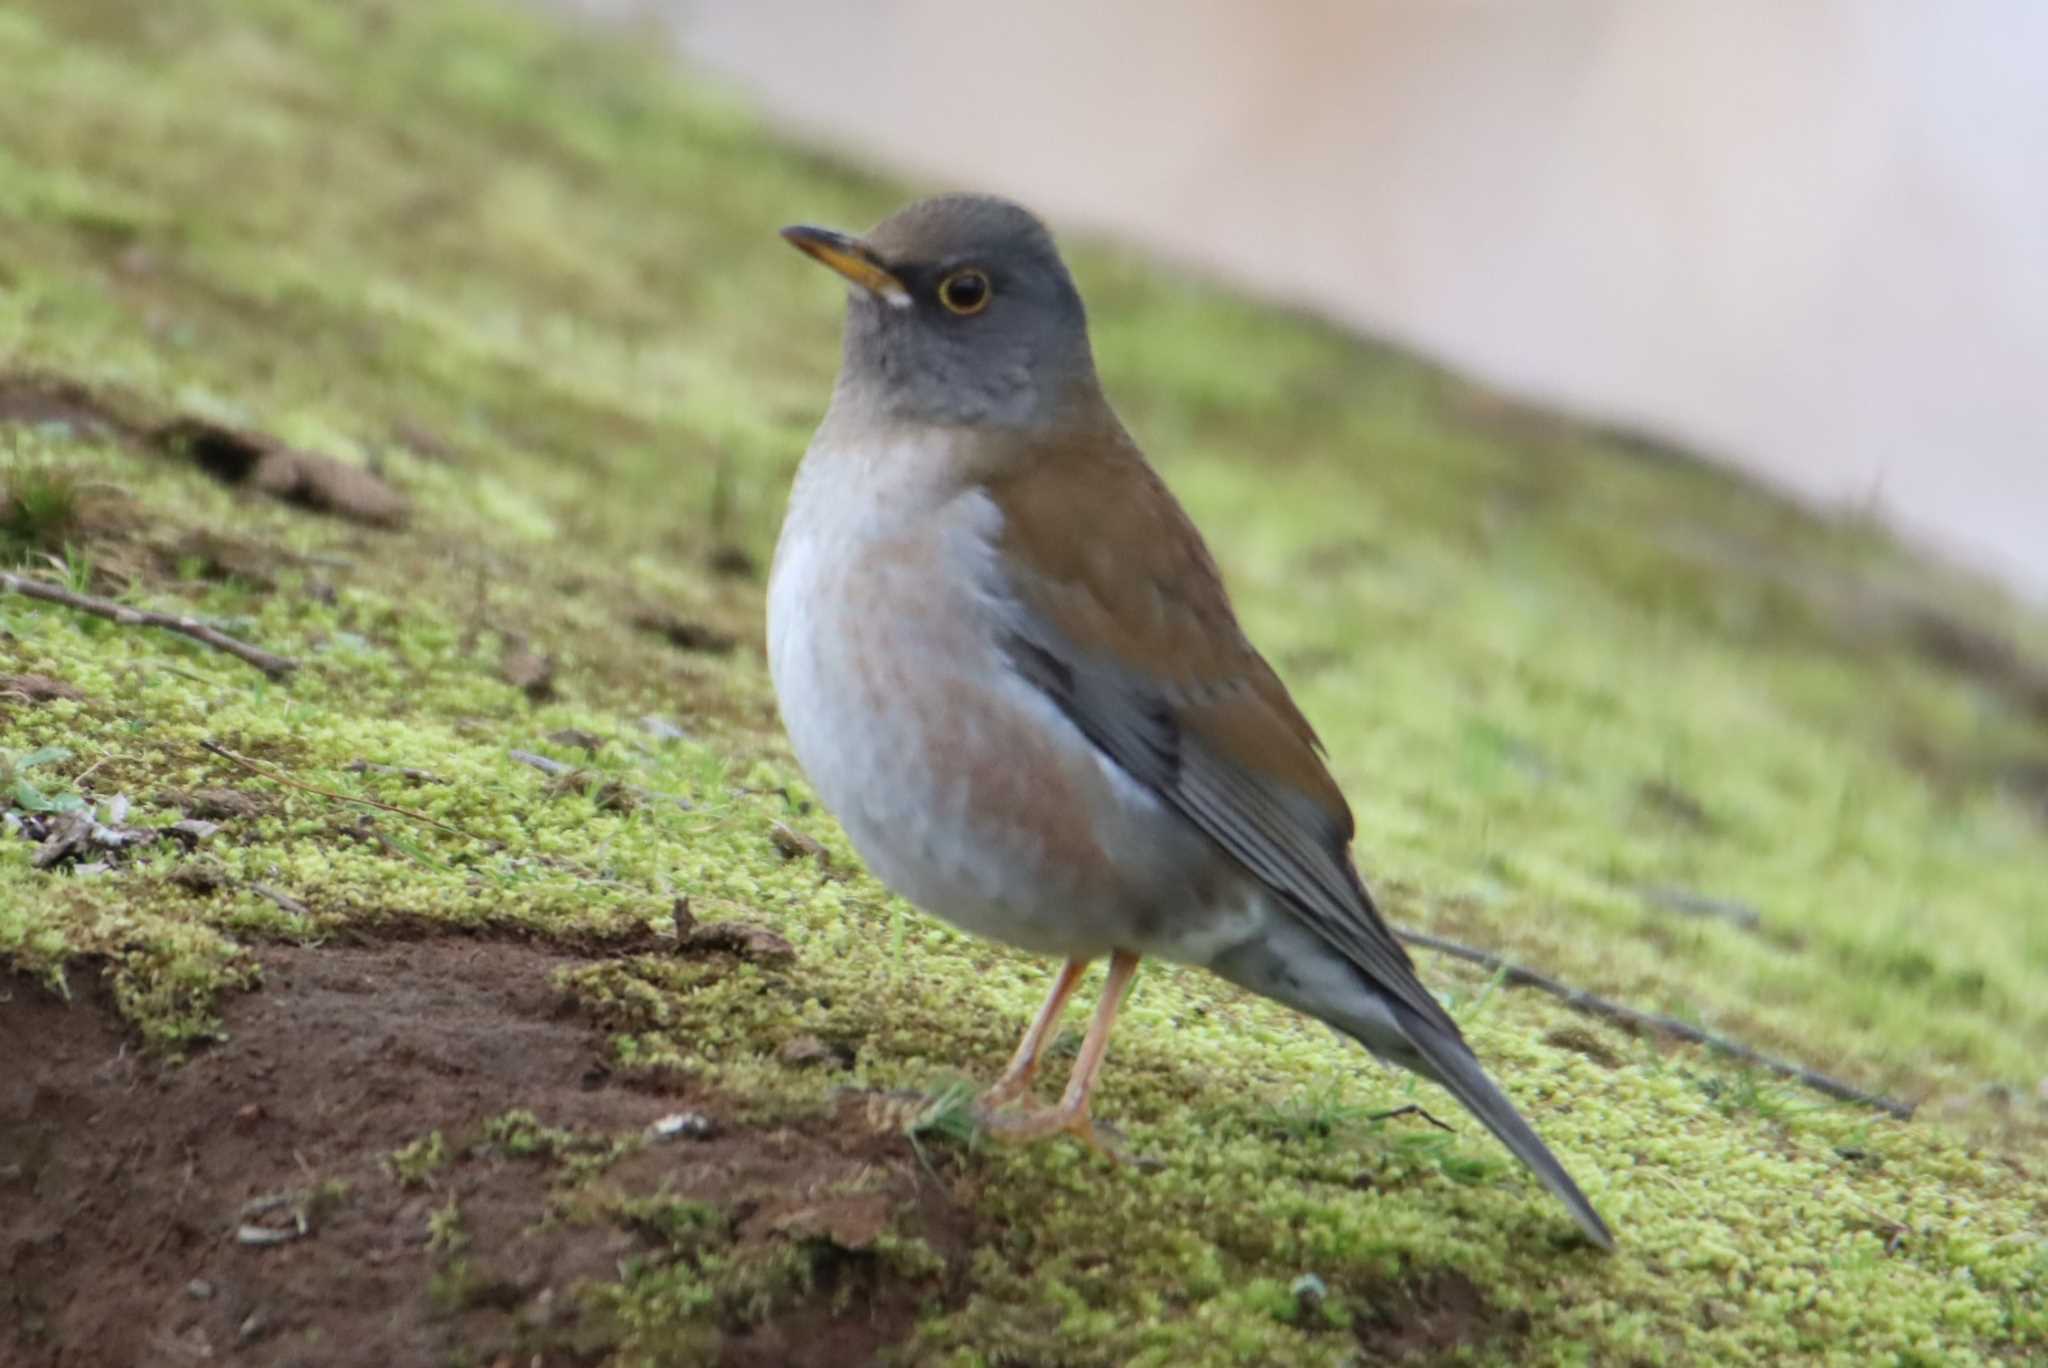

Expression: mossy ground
xmin=2 ymin=0 xmax=2045 ymax=1362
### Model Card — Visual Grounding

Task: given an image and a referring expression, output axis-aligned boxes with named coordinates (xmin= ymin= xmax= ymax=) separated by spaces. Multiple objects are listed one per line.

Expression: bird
xmin=767 ymin=193 xmax=1614 ymax=1250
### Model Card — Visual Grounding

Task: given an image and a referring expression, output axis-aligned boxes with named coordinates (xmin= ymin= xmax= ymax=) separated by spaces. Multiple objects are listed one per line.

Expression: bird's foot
xmin=975 ymin=1102 xmax=1130 ymax=1162
xmin=975 ymin=1070 xmax=1037 ymax=1114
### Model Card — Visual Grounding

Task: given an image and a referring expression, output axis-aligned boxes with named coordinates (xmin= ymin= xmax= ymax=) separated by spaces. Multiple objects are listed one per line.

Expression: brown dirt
xmin=0 ymin=370 xmax=407 ymax=530
xmin=152 ymin=418 xmax=409 ymax=529
xmin=0 ymin=375 xmax=135 ymax=440
xmin=0 ymin=939 xmax=973 ymax=1367
xmin=0 ymin=675 xmax=87 ymax=706
xmin=1350 ymin=1269 xmax=1531 ymax=1360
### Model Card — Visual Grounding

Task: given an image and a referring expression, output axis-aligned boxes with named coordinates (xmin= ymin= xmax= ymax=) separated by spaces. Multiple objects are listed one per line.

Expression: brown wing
xmin=985 ymin=432 xmax=1458 ymax=1034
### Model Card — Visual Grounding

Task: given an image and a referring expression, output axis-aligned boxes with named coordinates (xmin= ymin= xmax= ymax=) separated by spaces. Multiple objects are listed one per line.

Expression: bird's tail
xmin=1205 ymin=922 xmax=1614 ymax=1248
xmin=1394 ymin=1008 xmax=1615 ymax=1250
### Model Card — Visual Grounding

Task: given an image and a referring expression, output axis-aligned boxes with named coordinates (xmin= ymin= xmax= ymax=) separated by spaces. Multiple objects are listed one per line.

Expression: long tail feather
xmin=1396 ymin=1011 xmax=1615 ymax=1250
xmin=1206 ymin=923 xmax=1616 ymax=1248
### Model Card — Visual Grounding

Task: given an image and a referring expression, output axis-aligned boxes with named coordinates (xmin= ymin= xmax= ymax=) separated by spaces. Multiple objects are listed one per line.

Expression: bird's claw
xmin=974 ymin=1102 xmax=1133 ymax=1163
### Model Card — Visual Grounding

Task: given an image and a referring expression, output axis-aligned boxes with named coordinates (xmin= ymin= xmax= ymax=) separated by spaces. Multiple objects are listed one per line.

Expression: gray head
xmin=783 ymin=195 xmax=1103 ymax=431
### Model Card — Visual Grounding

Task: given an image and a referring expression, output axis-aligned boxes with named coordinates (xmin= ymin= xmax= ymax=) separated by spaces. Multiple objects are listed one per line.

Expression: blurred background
xmin=553 ymin=0 xmax=2047 ymax=600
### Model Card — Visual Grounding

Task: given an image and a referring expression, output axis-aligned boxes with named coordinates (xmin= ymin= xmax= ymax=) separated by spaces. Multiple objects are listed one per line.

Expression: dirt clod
xmin=629 ymin=608 xmax=738 ymax=655
xmin=678 ymin=915 xmax=797 ymax=966
xmin=155 ymin=418 xmax=409 ymax=528
xmin=544 ymin=727 xmax=605 ymax=754
xmin=161 ymin=529 xmax=295 ymax=590
xmin=1351 ymin=1269 xmax=1530 ymax=1361
xmin=1543 ymin=1025 xmax=1627 ymax=1070
xmin=0 ymin=374 xmax=134 ymax=438
xmin=769 ymin=821 xmax=831 ymax=870
xmin=777 ymin=1036 xmax=852 ymax=1071
xmin=0 ymin=674 xmax=86 ymax=705
xmin=169 ymin=861 xmax=230 ymax=894
xmin=164 ymin=786 xmax=268 ymax=821
xmin=499 ymin=639 xmax=557 ymax=701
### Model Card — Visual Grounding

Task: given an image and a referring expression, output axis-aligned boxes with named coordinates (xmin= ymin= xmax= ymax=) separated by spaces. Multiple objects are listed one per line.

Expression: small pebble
xmin=648 ymin=1111 xmax=717 ymax=1142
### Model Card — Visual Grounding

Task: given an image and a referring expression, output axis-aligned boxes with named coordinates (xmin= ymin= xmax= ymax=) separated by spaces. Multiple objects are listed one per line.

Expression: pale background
xmin=548 ymin=0 xmax=2048 ymax=599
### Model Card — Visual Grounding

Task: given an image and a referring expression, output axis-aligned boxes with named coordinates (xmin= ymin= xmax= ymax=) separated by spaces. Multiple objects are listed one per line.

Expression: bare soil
xmin=0 ymin=940 xmax=974 ymax=1367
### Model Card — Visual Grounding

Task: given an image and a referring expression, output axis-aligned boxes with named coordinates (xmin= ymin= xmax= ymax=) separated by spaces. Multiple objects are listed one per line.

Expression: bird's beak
xmin=781 ymin=224 xmax=912 ymax=308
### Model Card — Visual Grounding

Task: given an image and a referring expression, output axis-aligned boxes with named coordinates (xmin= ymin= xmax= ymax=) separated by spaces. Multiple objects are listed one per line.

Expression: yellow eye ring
xmin=937 ymin=269 xmax=992 ymax=316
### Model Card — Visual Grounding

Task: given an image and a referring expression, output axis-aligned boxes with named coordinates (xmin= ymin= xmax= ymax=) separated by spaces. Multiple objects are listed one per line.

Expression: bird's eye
xmin=937 ymin=269 xmax=991 ymax=316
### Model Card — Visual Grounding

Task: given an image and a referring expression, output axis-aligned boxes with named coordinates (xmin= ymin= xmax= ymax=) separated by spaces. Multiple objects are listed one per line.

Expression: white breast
xmin=766 ymin=430 xmax=1228 ymax=960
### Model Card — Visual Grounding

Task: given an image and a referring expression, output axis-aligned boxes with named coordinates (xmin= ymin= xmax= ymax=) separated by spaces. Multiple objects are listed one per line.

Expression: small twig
xmin=199 ymin=740 xmax=488 ymax=844
xmin=508 ymin=748 xmax=574 ymax=779
xmin=247 ymin=882 xmax=310 ymax=917
xmin=344 ymin=759 xmax=448 ymax=785
xmin=1366 ymin=1103 xmax=1455 ymax=1133
xmin=71 ymin=754 xmax=114 ymax=789
xmin=2 ymin=571 xmax=299 ymax=679
xmin=1395 ymin=927 xmax=1917 ymax=1120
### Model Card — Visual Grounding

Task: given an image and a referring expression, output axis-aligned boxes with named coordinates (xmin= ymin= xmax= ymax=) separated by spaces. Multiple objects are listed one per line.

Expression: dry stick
xmin=345 ymin=759 xmax=448 ymax=785
xmin=1396 ymin=927 xmax=1917 ymax=1121
xmin=507 ymin=748 xmax=576 ymax=779
xmin=2 ymin=572 xmax=299 ymax=679
xmin=247 ymin=882 xmax=311 ymax=918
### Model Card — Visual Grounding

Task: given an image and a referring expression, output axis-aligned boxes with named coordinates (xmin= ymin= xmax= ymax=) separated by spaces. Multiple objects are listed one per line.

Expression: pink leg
xmin=979 ymin=957 xmax=1090 ymax=1109
xmin=981 ymin=950 xmax=1141 ymax=1151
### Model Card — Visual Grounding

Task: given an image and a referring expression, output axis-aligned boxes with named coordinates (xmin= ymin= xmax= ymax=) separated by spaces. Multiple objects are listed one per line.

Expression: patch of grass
xmin=0 ymin=463 xmax=82 ymax=563
xmin=1 ymin=745 xmax=87 ymax=814
xmin=570 ymin=1186 xmax=870 ymax=1357
xmin=390 ymin=1129 xmax=451 ymax=1188
xmin=478 ymin=1109 xmax=574 ymax=1160
xmin=426 ymin=1196 xmax=467 ymax=1257
xmin=1263 ymin=1081 xmax=1392 ymax=1145
xmin=2 ymin=0 xmax=2046 ymax=1360
xmin=1690 ymin=1065 xmax=1809 ymax=1124
xmin=905 ymin=1078 xmax=982 ymax=1175
xmin=478 ymin=1107 xmax=634 ymax=1179
xmin=608 ymin=1193 xmax=725 ymax=1254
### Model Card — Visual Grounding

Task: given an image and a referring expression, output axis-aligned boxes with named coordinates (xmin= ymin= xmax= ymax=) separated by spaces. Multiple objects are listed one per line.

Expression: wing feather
xmin=985 ymin=438 xmax=1458 ymax=1035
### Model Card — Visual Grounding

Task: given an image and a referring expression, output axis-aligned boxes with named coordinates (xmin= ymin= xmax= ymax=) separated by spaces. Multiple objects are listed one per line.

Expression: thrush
xmin=768 ymin=194 xmax=1614 ymax=1250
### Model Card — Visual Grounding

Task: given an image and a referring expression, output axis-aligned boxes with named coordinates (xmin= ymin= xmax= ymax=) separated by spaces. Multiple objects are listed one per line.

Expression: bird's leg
xmin=978 ymin=957 xmax=1090 ymax=1110
xmin=979 ymin=950 xmax=1140 ymax=1151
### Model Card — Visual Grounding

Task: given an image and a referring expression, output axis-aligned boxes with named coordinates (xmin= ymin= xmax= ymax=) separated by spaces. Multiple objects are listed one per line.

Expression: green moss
xmin=479 ymin=1109 xmax=575 ymax=1160
xmin=391 ymin=1130 xmax=451 ymax=1189
xmin=2 ymin=0 xmax=2045 ymax=1360
xmin=608 ymin=1193 xmax=724 ymax=1250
